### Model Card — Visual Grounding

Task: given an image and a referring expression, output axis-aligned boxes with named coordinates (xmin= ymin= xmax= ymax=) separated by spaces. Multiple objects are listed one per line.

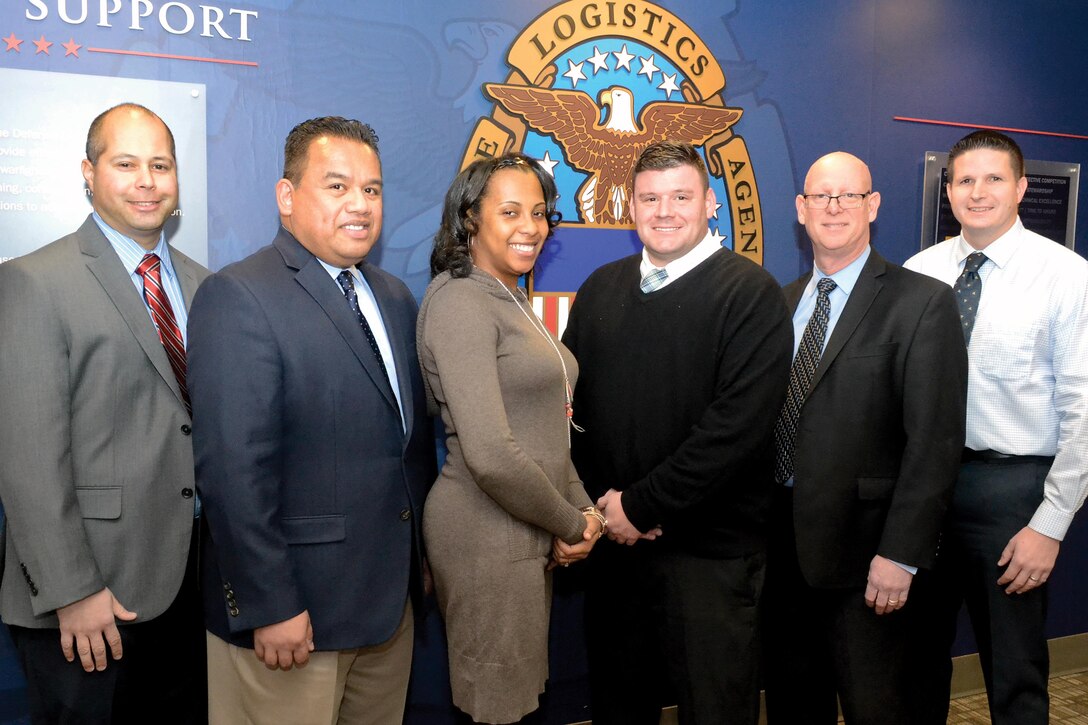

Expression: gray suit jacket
xmin=0 ymin=215 xmax=209 ymax=628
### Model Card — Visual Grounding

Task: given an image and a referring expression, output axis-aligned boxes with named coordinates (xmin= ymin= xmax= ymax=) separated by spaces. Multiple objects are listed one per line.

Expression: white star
xmin=637 ymin=54 xmax=660 ymax=82
xmin=658 ymin=72 xmax=679 ymax=99
xmin=709 ymin=225 xmax=728 ymax=246
xmin=711 ymin=201 xmax=723 ymax=219
xmin=536 ymin=150 xmax=559 ymax=177
xmin=563 ymin=58 xmax=587 ymax=88
xmin=612 ymin=44 xmax=635 ymax=72
xmin=586 ymin=45 xmax=610 ymax=74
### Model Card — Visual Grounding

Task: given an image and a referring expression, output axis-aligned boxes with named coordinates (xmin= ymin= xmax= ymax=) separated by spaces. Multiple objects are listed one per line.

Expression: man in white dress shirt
xmin=905 ymin=129 xmax=1088 ymax=725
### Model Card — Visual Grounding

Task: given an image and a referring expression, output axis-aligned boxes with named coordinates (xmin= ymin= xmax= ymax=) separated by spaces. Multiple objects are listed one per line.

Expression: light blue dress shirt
xmin=790 ymin=245 xmax=871 ymax=358
xmin=92 ymin=212 xmax=189 ymax=346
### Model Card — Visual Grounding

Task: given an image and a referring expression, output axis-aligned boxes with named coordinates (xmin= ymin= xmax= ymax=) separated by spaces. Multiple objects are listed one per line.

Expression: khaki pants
xmin=207 ymin=601 xmax=414 ymax=725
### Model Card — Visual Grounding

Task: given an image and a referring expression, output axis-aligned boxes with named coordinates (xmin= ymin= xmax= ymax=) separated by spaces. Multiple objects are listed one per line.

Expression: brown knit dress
xmin=417 ymin=270 xmax=591 ymax=724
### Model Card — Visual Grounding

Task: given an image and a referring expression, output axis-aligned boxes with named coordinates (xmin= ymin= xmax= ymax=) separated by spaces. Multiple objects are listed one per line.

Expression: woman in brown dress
xmin=417 ymin=154 xmax=605 ymax=724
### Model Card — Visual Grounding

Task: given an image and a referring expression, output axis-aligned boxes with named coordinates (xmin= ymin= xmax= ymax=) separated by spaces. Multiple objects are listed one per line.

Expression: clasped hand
xmin=596 ymin=489 xmax=662 ymax=546
xmin=550 ymin=510 xmax=605 ymax=568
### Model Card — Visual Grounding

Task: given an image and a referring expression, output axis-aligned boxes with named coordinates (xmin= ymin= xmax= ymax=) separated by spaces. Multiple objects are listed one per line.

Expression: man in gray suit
xmin=0 ymin=103 xmax=208 ymax=723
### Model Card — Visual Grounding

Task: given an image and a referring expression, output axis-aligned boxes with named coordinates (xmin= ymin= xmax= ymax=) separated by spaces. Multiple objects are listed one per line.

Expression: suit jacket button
xmin=229 ymin=607 xmax=239 ymax=617
xmin=181 ymin=488 xmax=194 ymax=499
xmin=180 ymin=424 xmax=192 ymax=435
xmin=399 ymin=508 xmax=411 ymax=521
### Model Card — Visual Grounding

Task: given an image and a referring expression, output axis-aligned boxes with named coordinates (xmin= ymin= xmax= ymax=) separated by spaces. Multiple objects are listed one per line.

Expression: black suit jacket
xmin=187 ymin=228 xmax=435 ymax=650
xmin=787 ymin=250 xmax=967 ymax=589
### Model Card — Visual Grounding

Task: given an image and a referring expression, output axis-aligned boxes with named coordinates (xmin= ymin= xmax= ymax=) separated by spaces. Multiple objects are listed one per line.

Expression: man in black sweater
xmin=562 ymin=141 xmax=792 ymax=725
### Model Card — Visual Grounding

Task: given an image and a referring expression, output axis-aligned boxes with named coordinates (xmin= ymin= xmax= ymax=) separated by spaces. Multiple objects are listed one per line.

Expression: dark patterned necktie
xmin=136 ymin=253 xmax=190 ymax=416
xmin=336 ymin=270 xmax=391 ymax=386
xmin=774 ymin=277 xmax=837 ymax=484
xmin=953 ymin=252 xmax=987 ymax=345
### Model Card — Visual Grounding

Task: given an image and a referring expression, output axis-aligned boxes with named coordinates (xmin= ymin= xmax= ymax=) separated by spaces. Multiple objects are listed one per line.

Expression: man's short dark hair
xmin=948 ymin=129 xmax=1025 ymax=180
xmin=85 ymin=103 xmax=176 ymax=165
xmin=283 ymin=117 xmax=380 ymax=185
xmin=633 ymin=141 xmax=710 ymax=191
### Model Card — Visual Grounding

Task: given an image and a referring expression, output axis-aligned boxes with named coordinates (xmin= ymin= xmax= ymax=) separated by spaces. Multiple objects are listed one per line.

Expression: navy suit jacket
xmin=786 ymin=250 xmax=967 ymax=588
xmin=187 ymin=228 xmax=434 ymax=650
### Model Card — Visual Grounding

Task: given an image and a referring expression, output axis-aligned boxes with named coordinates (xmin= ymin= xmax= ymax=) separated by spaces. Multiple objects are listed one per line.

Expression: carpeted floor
xmin=945 ymin=671 xmax=1088 ymax=724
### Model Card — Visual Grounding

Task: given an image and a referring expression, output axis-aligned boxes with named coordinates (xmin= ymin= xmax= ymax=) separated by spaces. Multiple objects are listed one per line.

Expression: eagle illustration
xmin=484 ymin=83 xmax=742 ymax=225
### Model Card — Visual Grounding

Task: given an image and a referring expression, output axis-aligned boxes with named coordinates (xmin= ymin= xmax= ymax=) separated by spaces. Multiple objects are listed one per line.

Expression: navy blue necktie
xmin=336 ymin=270 xmax=391 ymax=386
xmin=954 ymin=252 xmax=987 ymax=345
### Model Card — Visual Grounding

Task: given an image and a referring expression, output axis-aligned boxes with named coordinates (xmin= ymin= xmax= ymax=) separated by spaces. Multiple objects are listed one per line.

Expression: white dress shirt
xmin=317 ymin=258 xmax=406 ymax=429
xmin=905 ymin=218 xmax=1088 ymax=540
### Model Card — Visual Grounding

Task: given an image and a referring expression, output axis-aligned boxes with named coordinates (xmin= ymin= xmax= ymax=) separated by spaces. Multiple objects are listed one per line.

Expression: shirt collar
xmin=92 ymin=211 xmax=174 ymax=277
xmin=639 ymin=228 xmax=719 ymax=279
xmin=316 ymin=257 xmax=365 ymax=287
xmin=952 ymin=217 xmax=1023 ymax=271
xmin=811 ymin=244 xmax=871 ymax=297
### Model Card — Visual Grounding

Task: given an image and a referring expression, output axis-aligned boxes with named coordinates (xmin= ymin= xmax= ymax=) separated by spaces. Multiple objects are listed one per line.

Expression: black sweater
xmin=563 ymin=248 xmax=792 ymax=557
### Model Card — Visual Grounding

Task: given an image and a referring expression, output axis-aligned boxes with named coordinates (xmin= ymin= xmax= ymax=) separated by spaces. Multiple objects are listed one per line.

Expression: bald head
xmin=86 ymin=103 xmax=175 ymax=166
xmin=797 ymin=151 xmax=880 ymax=275
xmin=803 ymin=152 xmax=872 ymax=192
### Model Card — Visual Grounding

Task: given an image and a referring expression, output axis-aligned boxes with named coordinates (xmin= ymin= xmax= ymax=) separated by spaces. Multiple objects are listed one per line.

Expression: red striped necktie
xmin=136 ymin=253 xmax=190 ymax=416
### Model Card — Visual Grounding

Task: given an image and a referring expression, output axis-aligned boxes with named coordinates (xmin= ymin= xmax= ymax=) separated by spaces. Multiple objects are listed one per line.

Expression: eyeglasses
xmin=802 ymin=192 xmax=871 ymax=210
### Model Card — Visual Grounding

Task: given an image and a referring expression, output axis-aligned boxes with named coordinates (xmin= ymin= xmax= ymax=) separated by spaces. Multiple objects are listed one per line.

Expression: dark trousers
xmin=762 ymin=488 xmax=916 ymax=725
xmin=912 ymin=458 xmax=1052 ymax=725
xmin=8 ymin=523 xmax=207 ymax=725
xmin=584 ymin=542 xmax=764 ymax=725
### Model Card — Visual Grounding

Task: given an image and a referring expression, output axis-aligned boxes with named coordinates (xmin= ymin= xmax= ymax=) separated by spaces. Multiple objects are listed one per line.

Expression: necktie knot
xmin=335 ymin=270 xmax=355 ymax=297
xmin=640 ymin=267 xmax=669 ymax=294
xmin=816 ymin=277 xmax=837 ymax=297
xmin=136 ymin=253 xmax=161 ymax=279
xmin=963 ymin=252 xmax=988 ymax=274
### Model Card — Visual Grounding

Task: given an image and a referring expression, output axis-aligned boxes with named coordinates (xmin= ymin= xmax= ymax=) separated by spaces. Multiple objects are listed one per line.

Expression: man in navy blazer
xmin=187 ymin=117 xmax=434 ymax=724
xmin=761 ymin=152 xmax=967 ymax=725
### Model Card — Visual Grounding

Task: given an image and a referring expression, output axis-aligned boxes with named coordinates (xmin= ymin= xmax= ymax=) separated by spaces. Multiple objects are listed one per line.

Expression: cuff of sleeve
xmin=890 ymin=560 xmax=918 ymax=576
xmin=556 ymin=502 xmax=588 ymax=545
xmin=1028 ymin=502 xmax=1072 ymax=542
xmin=620 ymin=486 xmax=655 ymax=534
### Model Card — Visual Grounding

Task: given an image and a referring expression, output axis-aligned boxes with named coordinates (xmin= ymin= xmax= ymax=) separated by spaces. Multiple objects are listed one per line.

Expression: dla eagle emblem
xmin=461 ymin=0 xmax=765 ymax=336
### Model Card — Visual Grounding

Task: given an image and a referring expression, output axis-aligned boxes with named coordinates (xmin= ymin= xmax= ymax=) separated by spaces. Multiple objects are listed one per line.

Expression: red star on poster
xmin=3 ymin=32 xmax=22 ymax=52
xmin=62 ymin=38 xmax=81 ymax=57
xmin=32 ymin=35 xmax=52 ymax=54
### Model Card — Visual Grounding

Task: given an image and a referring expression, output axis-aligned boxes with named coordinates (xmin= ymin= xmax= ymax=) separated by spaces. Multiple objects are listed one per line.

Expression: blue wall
xmin=1 ymin=0 xmax=1086 ymax=722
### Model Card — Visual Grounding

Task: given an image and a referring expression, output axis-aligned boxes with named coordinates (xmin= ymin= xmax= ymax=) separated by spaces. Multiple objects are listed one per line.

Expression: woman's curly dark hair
xmin=430 ymin=153 xmax=562 ymax=279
